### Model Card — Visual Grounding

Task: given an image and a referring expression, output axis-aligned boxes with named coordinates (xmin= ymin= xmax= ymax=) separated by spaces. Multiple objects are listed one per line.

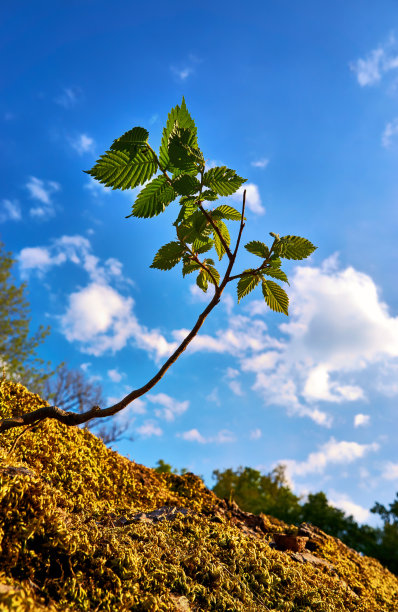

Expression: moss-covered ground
xmin=0 ymin=379 xmax=397 ymax=611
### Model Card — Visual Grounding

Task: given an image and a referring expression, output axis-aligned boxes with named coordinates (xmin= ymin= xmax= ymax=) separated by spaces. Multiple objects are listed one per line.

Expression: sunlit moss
xmin=1 ymin=379 xmax=397 ymax=610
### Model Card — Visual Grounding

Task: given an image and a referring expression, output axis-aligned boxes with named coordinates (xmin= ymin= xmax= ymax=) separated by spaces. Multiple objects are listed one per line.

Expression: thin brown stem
xmin=197 ymin=203 xmax=233 ymax=261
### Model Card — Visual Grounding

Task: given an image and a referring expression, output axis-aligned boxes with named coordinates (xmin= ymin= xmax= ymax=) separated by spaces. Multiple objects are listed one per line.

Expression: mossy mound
xmin=0 ymin=380 xmax=397 ymax=611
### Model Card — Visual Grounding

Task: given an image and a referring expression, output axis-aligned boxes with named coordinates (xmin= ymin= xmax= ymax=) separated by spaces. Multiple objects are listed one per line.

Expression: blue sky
xmin=1 ymin=0 xmax=398 ymax=525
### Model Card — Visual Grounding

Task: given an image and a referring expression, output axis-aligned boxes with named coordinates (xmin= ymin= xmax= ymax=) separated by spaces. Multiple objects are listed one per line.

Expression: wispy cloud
xmin=84 ymin=176 xmax=111 ymax=197
xmin=177 ymin=428 xmax=236 ymax=444
xmin=170 ymin=54 xmax=201 ymax=82
xmin=55 ymin=87 xmax=82 ymax=108
xmin=251 ymin=158 xmax=269 ymax=169
xmin=381 ymin=118 xmax=398 ymax=147
xmin=328 ymin=491 xmax=371 ymax=524
xmin=25 ymin=176 xmax=60 ymax=219
xmin=281 ymin=438 xmax=379 ymax=480
xmin=69 ymin=133 xmax=95 ymax=155
xmin=136 ymin=420 xmax=163 ymax=438
xmin=0 ymin=199 xmax=21 ymax=223
xmin=350 ymin=36 xmax=398 ymax=86
xmin=108 ymin=368 xmax=125 ymax=383
xmin=250 ymin=428 xmax=262 ymax=440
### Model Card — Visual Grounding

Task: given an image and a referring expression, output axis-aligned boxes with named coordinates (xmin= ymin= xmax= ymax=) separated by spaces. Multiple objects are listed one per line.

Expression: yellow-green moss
xmin=0 ymin=379 xmax=397 ymax=611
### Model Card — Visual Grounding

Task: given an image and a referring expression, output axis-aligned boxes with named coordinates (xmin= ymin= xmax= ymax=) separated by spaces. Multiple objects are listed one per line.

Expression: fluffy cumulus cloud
xmin=232 ymin=183 xmax=265 ymax=215
xmin=69 ymin=133 xmax=95 ymax=155
xmin=354 ymin=414 xmax=370 ymax=428
xmin=281 ymin=438 xmax=379 ymax=481
xmin=136 ymin=420 xmax=163 ymax=438
xmin=25 ymin=176 xmax=60 ymax=219
xmin=178 ymin=255 xmax=398 ymax=426
xmin=177 ymin=428 xmax=236 ymax=444
xmin=381 ymin=462 xmax=398 ymax=480
xmin=350 ymin=37 xmax=398 ymax=86
xmin=18 ymin=235 xmax=177 ymax=359
xmin=0 ymin=199 xmax=21 ymax=223
xmin=328 ymin=492 xmax=371 ymax=524
xmin=146 ymin=392 xmax=189 ymax=422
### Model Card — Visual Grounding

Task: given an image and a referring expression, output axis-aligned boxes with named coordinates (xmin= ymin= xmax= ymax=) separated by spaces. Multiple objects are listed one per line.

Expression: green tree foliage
xmin=0 ymin=242 xmax=52 ymax=394
xmin=371 ymin=494 xmax=398 ymax=575
xmin=212 ymin=465 xmax=302 ymax=524
xmin=154 ymin=459 xmax=188 ymax=475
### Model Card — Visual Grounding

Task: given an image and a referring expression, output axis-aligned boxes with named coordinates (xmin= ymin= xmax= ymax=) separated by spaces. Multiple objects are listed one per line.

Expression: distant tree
xmin=212 ymin=465 xmax=302 ymax=524
xmin=0 ymin=241 xmax=52 ymax=394
xmin=371 ymin=494 xmax=398 ymax=575
xmin=0 ymin=99 xmax=316 ymax=434
xmin=154 ymin=459 xmax=188 ymax=475
xmin=43 ymin=364 xmax=129 ymax=445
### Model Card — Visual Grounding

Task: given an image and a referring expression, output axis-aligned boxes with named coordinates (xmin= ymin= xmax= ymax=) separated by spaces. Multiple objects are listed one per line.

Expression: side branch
xmin=197 ymin=203 xmax=233 ymax=260
xmin=0 ymin=291 xmax=223 ymax=435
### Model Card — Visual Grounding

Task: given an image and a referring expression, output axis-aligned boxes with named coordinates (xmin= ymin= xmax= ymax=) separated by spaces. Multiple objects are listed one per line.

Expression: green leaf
xmin=131 ymin=176 xmax=175 ymax=218
xmin=150 ymin=242 xmax=185 ymax=271
xmin=244 ymin=241 xmax=269 ymax=258
xmin=205 ymin=265 xmax=220 ymax=286
xmin=262 ymin=279 xmax=289 ymax=315
xmin=168 ymin=126 xmax=202 ymax=174
xmin=201 ymin=189 xmax=218 ymax=201
xmin=196 ymin=270 xmax=208 ymax=292
xmin=237 ymin=272 xmax=261 ymax=302
xmin=173 ymin=174 xmax=201 ymax=196
xmin=85 ymin=148 xmax=157 ymax=190
xmin=182 ymin=259 xmax=201 ymax=277
xmin=280 ymin=236 xmax=317 ymax=260
xmin=212 ymin=204 xmax=242 ymax=221
xmin=203 ymin=166 xmax=246 ymax=196
xmin=159 ymin=98 xmax=198 ymax=171
xmin=110 ymin=127 xmax=149 ymax=154
xmin=193 ymin=238 xmax=213 ymax=254
xmin=262 ymin=267 xmax=289 ymax=284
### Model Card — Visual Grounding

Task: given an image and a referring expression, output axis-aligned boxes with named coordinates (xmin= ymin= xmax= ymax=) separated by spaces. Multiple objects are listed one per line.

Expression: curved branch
xmin=197 ymin=203 xmax=233 ymax=261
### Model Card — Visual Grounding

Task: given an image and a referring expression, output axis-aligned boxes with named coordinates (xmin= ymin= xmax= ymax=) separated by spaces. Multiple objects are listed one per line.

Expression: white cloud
xmin=19 ymin=247 xmax=57 ymax=274
xmin=354 ymin=413 xmax=370 ymax=428
xmin=189 ymin=283 xmax=215 ymax=303
xmin=55 ymin=87 xmax=81 ymax=108
xmin=206 ymin=388 xmax=221 ymax=405
xmin=250 ymin=428 xmax=262 ymax=440
xmin=146 ymin=392 xmax=189 ymax=422
xmin=225 ymin=367 xmax=244 ymax=396
xmin=381 ymin=461 xmax=398 ymax=480
xmin=232 ymin=183 xmax=265 ymax=215
xmin=382 ymin=118 xmax=398 ymax=147
xmin=0 ymin=199 xmax=21 ymax=223
xmin=328 ymin=492 xmax=371 ymax=524
xmin=69 ymin=133 xmax=95 ymax=155
xmin=179 ymin=428 xmax=206 ymax=443
xmin=251 ymin=158 xmax=269 ymax=169
xmin=108 ymin=368 xmax=124 ymax=383
xmin=171 ymin=66 xmax=193 ymax=81
xmin=136 ymin=420 xmax=163 ymax=438
xmin=177 ymin=428 xmax=236 ymax=444
xmin=26 ymin=176 xmax=60 ymax=219
xmin=351 ymin=38 xmax=398 ymax=86
xmin=282 ymin=438 xmax=379 ymax=480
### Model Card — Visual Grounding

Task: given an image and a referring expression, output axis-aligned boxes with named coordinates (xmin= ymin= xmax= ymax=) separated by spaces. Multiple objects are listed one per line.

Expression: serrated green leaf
xmin=262 ymin=267 xmax=289 ymax=284
xmin=213 ymin=231 xmax=224 ymax=261
xmin=262 ymin=279 xmax=289 ymax=315
xmin=173 ymin=174 xmax=201 ymax=196
xmin=150 ymin=241 xmax=185 ymax=271
xmin=168 ymin=126 xmax=202 ymax=174
xmin=85 ymin=148 xmax=157 ymax=190
xmin=204 ymin=258 xmax=215 ymax=266
xmin=237 ymin=272 xmax=261 ymax=302
xmin=205 ymin=265 xmax=220 ymax=286
xmin=244 ymin=241 xmax=269 ymax=258
xmin=212 ymin=204 xmax=242 ymax=221
xmin=196 ymin=270 xmax=208 ymax=292
xmin=110 ymin=127 xmax=149 ymax=154
xmin=131 ymin=176 xmax=175 ymax=218
xmin=201 ymin=189 xmax=218 ymax=201
xmin=182 ymin=259 xmax=201 ymax=277
xmin=280 ymin=235 xmax=317 ymax=260
xmin=159 ymin=98 xmax=198 ymax=171
xmin=194 ymin=238 xmax=213 ymax=254
xmin=203 ymin=166 xmax=246 ymax=196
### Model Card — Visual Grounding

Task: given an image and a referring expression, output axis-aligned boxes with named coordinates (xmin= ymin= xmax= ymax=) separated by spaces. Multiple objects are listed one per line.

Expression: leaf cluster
xmin=86 ymin=99 xmax=316 ymax=316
